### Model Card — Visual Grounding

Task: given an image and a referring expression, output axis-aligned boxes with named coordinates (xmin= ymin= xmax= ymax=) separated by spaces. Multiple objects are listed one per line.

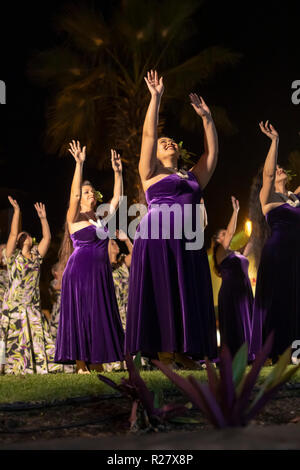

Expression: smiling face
xmin=156 ymin=137 xmax=180 ymax=165
xmin=216 ymin=229 xmax=226 ymax=244
xmin=108 ymin=239 xmax=120 ymax=263
xmin=80 ymin=184 xmax=97 ymax=211
xmin=275 ymin=165 xmax=288 ymax=185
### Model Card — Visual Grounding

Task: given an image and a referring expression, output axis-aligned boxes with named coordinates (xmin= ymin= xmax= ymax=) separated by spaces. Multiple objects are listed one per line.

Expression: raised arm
xmin=258 ymin=121 xmax=279 ymax=212
xmin=67 ymin=140 xmax=86 ymax=224
xmin=6 ymin=196 xmax=21 ymax=259
xmin=116 ymin=229 xmax=133 ymax=267
xmin=139 ymin=70 xmax=164 ymax=183
xmin=109 ymin=149 xmax=123 ymax=214
xmin=221 ymin=197 xmax=240 ymax=250
xmin=34 ymin=203 xmax=51 ymax=258
xmin=294 ymin=186 xmax=300 ymax=195
xmin=189 ymin=94 xmax=218 ymax=189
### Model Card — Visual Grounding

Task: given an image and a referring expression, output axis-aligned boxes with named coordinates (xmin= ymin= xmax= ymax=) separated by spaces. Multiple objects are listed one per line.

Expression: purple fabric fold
xmin=55 ymin=225 xmax=124 ymax=364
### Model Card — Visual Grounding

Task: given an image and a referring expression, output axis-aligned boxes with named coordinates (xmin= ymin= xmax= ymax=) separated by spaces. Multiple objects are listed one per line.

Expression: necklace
xmin=278 ymin=192 xmax=300 ymax=207
xmin=165 ymin=167 xmax=189 ymax=179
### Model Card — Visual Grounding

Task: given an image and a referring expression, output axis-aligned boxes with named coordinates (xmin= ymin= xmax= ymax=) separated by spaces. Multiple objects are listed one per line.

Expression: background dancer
xmin=54 ymin=142 xmax=124 ymax=374
xmin=211 ymin=196 xmax=254 ymax=359
xmin=249 ymin=121 xmax=300 ymax=362
xmin=0 ymin=197 xmax=62 ymax=374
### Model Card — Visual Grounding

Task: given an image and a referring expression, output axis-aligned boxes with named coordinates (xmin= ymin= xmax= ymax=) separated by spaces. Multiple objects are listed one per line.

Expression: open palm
xmin=259 ymin=121 xmax=279 ymax=141
xmin=144 ymin=70 xmax=164 ymax=97
xmin=189 ymin=93 xmax=211 ymax=118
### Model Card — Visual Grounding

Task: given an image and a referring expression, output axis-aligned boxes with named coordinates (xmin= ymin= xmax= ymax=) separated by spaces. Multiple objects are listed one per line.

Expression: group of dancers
xmin=0 ymin=69 xmax=299 ymax=374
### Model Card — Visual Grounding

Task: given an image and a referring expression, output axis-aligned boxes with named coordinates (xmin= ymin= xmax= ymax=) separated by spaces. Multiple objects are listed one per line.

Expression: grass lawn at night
xmin=0 ymin=367 xmax=299 ymax=405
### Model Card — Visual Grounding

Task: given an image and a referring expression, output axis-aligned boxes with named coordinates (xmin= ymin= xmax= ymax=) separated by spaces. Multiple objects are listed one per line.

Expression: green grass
xmin=0 ymin=367 xmax=299 ymax=404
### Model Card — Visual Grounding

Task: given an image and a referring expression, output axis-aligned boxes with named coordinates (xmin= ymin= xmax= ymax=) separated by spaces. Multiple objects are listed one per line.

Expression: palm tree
xmin=28 ymin=0 xmax=241 ymax=202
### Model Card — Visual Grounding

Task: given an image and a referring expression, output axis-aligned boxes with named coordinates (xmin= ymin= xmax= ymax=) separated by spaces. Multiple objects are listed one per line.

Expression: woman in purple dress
xmin=249 ymin=121 xmax=300 ymax=362
xmin=54 ymin=141 xmax=124 ymax=374
xmin=125 ymin=70 xmax=218 ymax=367
xmin=211 ymin=196 xmax=254 ymax=359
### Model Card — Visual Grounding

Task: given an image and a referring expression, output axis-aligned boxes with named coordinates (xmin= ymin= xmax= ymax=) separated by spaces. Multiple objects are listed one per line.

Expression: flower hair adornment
xmin=285 ymin=169 xmax=297 ymax=185
xmin=178 ymin=141 xmax=197 ymax=166
xmin=94 ymin=190 xmax=104 ymax=203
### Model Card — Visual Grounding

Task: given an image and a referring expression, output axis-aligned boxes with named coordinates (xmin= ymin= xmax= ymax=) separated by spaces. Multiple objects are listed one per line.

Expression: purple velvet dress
xmin=54 ymin=225 xmax=124 ymax=364
xmin=218 ymin=251 xmax=254 ymax=359
xmin=125 ymin=171 xmax=217 ymax=359
xmin=250 ymin=198 xmax=300 ymax=361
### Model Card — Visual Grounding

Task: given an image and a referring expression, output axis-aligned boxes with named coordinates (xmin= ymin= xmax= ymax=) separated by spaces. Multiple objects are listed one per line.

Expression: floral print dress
xmin=49 ymin=279 xmax=61 ymax=340
xmin=49 ymin=280 xmax=75 ymax=373
xmin=0 ymin=268 xmax=8 ymax=310
xmin=111 ymin=254 xmax=129 ymax=331
xmin=0 ymin=247 xmax=63 ymax=374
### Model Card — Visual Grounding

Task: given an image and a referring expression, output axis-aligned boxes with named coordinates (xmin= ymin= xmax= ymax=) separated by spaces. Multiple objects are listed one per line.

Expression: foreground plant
xmin=152 ymin=333 xmax=300 ymax=428
xmin=98 ymin=353 xmax=188 ymax=430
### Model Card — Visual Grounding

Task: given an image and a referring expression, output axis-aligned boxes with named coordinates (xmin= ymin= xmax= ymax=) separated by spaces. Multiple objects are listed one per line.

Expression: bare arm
xmin=109 ymin=150 xmax=123 ymax=214
xmin=221 ymin=197 xmax=240 ymax=250
xmin=139 ymin=70 xmax=164 ymax=183
xmin=6 ymin=196 xmax=21 ymax=259
xmin=258 ymin=121 xmax=279 ymax=211
xmin=189 ymin=94 xmax=218 ymax=189
xmin=34 ymin=203 xmax=51 ymax=258
xmin=66 ymin=141 xmax=86 ymax=224
xmin=294 ymin=186 xmax=300 ymax=195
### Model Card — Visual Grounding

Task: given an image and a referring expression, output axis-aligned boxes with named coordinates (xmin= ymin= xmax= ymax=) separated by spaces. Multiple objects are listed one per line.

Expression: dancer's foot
xmin=76 ymin=360 xmax=90 ymax=374
xmin=77 ymin=368 xmax=90 ymax=375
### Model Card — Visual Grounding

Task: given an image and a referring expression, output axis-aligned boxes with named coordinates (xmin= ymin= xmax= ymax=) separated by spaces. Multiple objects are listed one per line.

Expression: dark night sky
xmin=0 ymin=0 xmax=299 ymax=248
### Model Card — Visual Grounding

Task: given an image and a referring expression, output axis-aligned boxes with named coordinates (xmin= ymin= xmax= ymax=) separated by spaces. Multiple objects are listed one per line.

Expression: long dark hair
xmin=248 ymin=167 xmax=271 ymax=269
xmin=211 ymin=230 xmax=222 ymax=277
xmin=57 ymin=180 xmax=95 ymax=274
xmin=16 ymin=231 xmax=32 ymax=250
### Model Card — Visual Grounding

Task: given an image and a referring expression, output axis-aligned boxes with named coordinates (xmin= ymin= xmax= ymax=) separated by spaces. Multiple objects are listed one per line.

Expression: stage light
xmin=245 ymin=219 xmax=252 ymax=237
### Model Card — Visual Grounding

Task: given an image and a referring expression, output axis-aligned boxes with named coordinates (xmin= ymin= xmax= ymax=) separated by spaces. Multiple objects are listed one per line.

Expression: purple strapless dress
xmin=250 ymin=198 xmax=300 ymax=361
xmin=125 ymin=171 xmax=217 ymax=359
xmin=218 ymin=251 xmax=254 ymax=359
xmin=54 ymin=225 xmax=124 ymax=364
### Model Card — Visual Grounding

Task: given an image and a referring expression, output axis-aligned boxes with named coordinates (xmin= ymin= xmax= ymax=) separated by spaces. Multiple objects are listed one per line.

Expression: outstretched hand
xmin=34 ymin=202 xmax=47 ymax=219
xmin=259 ymin=121 xmax=279 ymax=141
xmin=111 ymin=149 xmax=122 ymax=173
xmin=8 ymin=196 xmax=20 ymax=212
xmin=68 ymin=140 xmax=86 ymax=163
xmin=231 ymin=196 xmax=240 ymax=212
xmin=144 ymin=70 xmax=164 ymax=98
xmin=189 ymin=93 xmax=211 ymax=119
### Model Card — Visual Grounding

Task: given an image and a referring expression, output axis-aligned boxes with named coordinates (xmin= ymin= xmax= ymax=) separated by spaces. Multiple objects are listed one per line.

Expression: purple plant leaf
xmin=188 ymin=377 xmax=227 ymax=428
xmin=246 ymin=362 xmax=300 ymax=423
xmin=232 ymin=331 xmax=274 ymax=422
xmin=97 ymin=374 xmax=122 ymax=393
xmin=204 ymin=356 xmax=220 ymax=399
xmin=152 ymin=359 xmax=205 ymax=411
xmin=158 ymin=403 xmax=188 ymax=420
xmin=219 ymin=345 xmax=235 ymax=421
xmin=125 ymin=353 xmax=156 ymax=416
xmin=244 ymin=382 xmax=285 ymax=423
